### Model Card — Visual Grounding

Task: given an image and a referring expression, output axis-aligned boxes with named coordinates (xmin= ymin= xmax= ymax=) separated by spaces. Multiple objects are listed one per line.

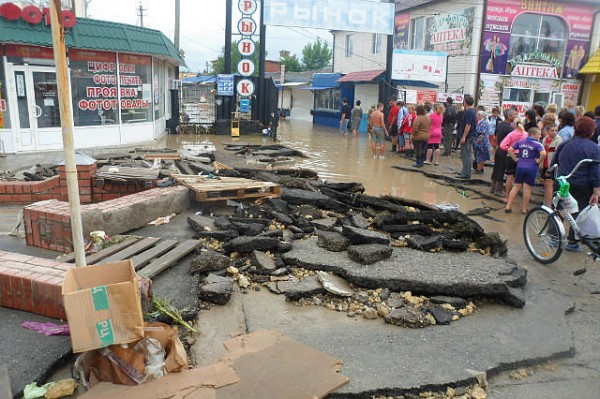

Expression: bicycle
xmin=523 ymin=158 xmax=600 ymax=271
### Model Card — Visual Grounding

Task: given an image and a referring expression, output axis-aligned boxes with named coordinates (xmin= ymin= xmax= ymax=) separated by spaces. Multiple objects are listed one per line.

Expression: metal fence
xmin=178 ymin=82 xmax=217 ymax=133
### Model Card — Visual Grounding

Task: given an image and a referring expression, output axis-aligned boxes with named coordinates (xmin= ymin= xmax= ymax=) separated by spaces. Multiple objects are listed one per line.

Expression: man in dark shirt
xmin=456 ymin=95 xmax=477 ymax=179
xmin=490 ymin=108 xmax=516 ymax=196
xmin=340 ymin=98 xmax=351 ymax=135
xmin=441 ymin=97 xmax=457 ymax=156
xmin=593 ymin=105 xmax=600 ymax=144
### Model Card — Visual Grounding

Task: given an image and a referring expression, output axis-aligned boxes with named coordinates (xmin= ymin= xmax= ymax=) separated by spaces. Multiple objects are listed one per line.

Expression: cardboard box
xmin=62 ymin=260 xmax=144 ymax=353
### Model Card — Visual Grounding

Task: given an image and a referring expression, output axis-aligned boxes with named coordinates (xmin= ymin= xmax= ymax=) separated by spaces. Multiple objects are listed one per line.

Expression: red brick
xmin=2 ymin=253 xmax=34 ymax=263
xmin=42 ymin=278 xmax=61 ymax=318
xmin=10 ymin=273 xmax=24 ymax=311
xmin=32 ymin=274 xmax=53 ymax=316
xmin=4 ymin=184 xmax=14 ymax=194
xmin=0 ymin=273 xmax=14 ymax=308
xmin=21 ymin=274 xmax=35 ymax=313
xmin=12 ymin=194 xmax=33 ymax=203
xmin=0 ymin=184 xmax=5 ymax=194
xmin=32 ymin=258 xmax=61 ymax=268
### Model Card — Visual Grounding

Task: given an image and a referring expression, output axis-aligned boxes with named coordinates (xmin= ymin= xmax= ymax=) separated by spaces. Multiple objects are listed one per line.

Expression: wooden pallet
xmin=57 ymin=236 xmax=201 ymax=279
xmin=171 ymin=174 xmax=281 ymax=201
xmin=143 ymin=153 xmax=182 ymax=161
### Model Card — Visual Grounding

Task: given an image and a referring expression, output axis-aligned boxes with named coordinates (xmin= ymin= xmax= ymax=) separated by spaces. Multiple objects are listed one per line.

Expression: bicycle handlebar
xmin=552 ymin=158 xmax=600 ymax=180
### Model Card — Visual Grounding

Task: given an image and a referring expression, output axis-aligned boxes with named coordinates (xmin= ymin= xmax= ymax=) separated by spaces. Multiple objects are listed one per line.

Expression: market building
xmin=319 ymin=0 xmax=600 ymax=127
xmin=0 ymin=1 xmax=183 ymax=153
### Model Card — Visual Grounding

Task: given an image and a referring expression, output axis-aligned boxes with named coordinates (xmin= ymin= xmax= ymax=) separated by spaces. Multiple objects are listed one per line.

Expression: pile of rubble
xmin=187 ymin=165 xmax=526 ymax=330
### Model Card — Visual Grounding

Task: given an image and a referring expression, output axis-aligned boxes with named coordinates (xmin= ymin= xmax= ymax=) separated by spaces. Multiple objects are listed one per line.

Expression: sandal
xmin=504 ymin=208 xmax=512 ymax=213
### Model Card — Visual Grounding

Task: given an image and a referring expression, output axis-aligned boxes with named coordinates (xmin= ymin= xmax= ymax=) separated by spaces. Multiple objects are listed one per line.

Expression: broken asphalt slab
xmin=282 ymin=237 xmax=526 ymax=307
xmin=193 ymin=280 xmax=573 ymax=398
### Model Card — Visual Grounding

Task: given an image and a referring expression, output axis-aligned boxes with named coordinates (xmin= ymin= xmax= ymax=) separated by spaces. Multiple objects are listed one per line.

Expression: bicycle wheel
xmin=523 ymin=207 xmax=564 ymax=264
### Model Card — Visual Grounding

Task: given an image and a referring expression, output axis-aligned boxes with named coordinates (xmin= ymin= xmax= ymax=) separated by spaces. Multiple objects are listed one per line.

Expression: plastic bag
xmin=576 ymin=204 xmax=600 ymax=238
xmin=134 ymin=337 xmax=166 ymax=382
xmin=557 ymin=193 xmax=579 ymax=214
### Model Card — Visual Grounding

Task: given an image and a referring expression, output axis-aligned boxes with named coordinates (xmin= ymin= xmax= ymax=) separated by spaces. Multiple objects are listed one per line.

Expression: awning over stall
xmin=337 ymin=69 xmax=385 ymax=83
xmin=300 ymin=72 xmax=341 ymax=90
xmin=579 ymin=49 xmax=600 ymax=74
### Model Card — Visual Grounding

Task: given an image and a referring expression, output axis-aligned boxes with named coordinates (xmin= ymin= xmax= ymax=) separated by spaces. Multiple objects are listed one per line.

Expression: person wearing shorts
xmin=505 ymin=127 xmax=546 ymax=214
xmin=370 ymin=103 xmax=389 ymax=159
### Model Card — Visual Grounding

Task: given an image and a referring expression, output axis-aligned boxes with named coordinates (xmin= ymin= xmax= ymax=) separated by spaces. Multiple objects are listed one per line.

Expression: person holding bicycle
xmin=551 ymin=116 xmax=600 ymax=251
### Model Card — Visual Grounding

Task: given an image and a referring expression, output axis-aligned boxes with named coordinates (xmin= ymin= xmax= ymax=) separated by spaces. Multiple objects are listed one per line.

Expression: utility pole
xmin=49 ymin=0 xmax=86 ymax=267
xmin=138 ymin=2 xmax=146 ymax=27
xmin=174 ymin=0 xmax=180 ymax=50
xmin=382 ymin=0 xmax=395 ymax=104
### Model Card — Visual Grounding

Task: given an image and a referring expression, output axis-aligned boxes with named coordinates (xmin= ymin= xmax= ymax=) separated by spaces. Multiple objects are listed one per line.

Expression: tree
xmin=280 ymin=54 xmax=303 ymax=72
xmin=301 ymin=39 xmax=332 ymax=71
xmin=212 ymin=40 xmax=262 ymax=75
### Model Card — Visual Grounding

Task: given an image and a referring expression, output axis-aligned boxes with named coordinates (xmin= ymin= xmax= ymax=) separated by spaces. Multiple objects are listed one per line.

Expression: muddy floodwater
xmin=166 ymin=118 xmax=525 ymax=244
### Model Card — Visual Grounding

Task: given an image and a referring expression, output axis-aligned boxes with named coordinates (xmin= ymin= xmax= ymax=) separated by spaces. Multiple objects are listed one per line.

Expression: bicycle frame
xmin=552 ymin=194 xmax=600 ymax=258
xmin=538 ymin=203 xmax=567 ymax=248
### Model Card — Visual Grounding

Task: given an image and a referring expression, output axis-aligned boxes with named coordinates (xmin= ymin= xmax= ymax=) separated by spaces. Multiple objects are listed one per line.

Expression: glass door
xmin=9 ymin=66 xmax=62 ymax=151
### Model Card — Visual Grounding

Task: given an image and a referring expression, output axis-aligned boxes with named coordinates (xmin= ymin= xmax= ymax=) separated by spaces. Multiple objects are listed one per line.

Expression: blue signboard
xmin=264 ymin=0 xmax=394 ymax=35
xmin=240 ymin=99 xmax=251 ymax=113
xmin=217 ymin=74 xmax=234 ymax=96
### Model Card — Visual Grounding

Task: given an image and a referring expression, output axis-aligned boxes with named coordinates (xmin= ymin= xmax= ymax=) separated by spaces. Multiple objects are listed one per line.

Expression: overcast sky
xmin=86 ymin=0 xmax=332 ymax=72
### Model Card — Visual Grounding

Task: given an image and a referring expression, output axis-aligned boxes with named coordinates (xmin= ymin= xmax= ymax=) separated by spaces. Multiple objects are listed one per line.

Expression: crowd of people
xmin=352 ymin=96 xmax=600 ymax=252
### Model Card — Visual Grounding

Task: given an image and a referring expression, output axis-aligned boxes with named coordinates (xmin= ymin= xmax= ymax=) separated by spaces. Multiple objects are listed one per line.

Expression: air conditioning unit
xmin=552 ymin=92 xmax=564 ymax=109
xmin=170 ymin=79 xmax=182 ymax=90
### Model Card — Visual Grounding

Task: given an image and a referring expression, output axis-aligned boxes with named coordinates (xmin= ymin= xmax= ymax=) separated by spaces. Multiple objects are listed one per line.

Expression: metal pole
xmin=50 ymin=0 xmax=86 ymax=267
xmin=174 ymin=0 xmax=180 ymax=50
xmin=259 ymin=0 xmax=266 ymax=124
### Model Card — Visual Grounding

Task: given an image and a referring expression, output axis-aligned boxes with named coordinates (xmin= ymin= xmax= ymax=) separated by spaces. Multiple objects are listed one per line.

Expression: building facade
xmin=0 ymin=1 xmax=183 ymax=153
xmin=322 ymin=0 xmax=600 ymax=122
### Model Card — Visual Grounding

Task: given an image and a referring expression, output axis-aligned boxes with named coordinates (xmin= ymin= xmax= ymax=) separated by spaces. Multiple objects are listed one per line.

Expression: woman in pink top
xmin=425 ymin=103 xmax=444 ymax=165
xmin=499 ymin=118 xmax=527 ymax=203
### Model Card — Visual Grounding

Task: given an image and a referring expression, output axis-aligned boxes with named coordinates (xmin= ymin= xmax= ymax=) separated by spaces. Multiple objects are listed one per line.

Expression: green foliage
xmin=213 ymin=40 xmax=262 ymax=75
xmin=281 ymin=54 xmax=303 ymax=72
xmin=301 ymin=39 xmax=332 ymax=71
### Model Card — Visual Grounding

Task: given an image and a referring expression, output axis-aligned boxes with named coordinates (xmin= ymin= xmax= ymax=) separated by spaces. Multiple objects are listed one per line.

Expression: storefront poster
xmin=480 ymin=32 xmax=510 ymax=75
xmin=477 ymin=73 xmax=503 ymax=111
xmin=561 ymin=80 xmax=581 ymax=108
xmin=394 ymin=13 xmax=410 ymax=49
xmin=5 ymin=44 xmax=54 ymax=59
xmin=425 ymin=7 xmax=475 ymax=56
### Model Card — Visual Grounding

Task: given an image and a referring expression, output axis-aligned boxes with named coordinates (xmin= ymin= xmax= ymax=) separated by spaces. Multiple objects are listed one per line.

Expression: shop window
xmin=345 ymin=35 xmax=354 ymax=58
xmin=508 ymin=14 xmax=567 ymax=64
xmin=503 ymin=88 xmax=531 ymax=103
xmin=315 ymin=89 xmax=340 ymax=111
xmin=118 ymin=54 xmax=152 ymax=124
xmin=0 ymin=59 xmax=11 ymax=129
xmin=69 ymin=49 xmax=119 ymax=126
xmin=371 ymin=34 xmax=382 ymax=55
xmin=409 ymin=17 xmax=425 ymax=50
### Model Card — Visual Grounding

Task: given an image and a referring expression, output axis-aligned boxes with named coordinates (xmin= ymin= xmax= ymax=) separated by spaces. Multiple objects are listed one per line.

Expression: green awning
xmin=0 ymin=17 xmax=185 ymax=66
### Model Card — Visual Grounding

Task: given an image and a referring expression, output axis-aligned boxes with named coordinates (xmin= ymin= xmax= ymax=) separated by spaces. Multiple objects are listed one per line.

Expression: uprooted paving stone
xmin=190 ymin=248 xmax=231 ymax=274
xmin=249 ymin=250 xmax=277 ymax=274
xmin=317 ymin=230 xmax=350 ymax=252
xmin=282 ymin=237 xmax=527 ymax=307
xmin=199 ymin=274 xmax=235 ymax=305
xmin=276 ymin=275 xmax=327 ymax=300
xmin=347 ymin=244 xmax=393 ymax=264
xmin=342 ymin=225 xmax=390 ymax=246
xmin=316 ymin=271 xmax=353 ymax=297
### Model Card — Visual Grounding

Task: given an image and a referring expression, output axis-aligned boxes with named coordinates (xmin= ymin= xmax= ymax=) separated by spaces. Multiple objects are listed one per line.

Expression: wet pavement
xmin=0 ymin=119 xmax=599 ymax=397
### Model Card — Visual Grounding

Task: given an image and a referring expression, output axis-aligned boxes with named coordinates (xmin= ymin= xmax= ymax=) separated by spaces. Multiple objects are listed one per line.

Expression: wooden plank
xmin=143 ymin=153 xmax=181 ymax=160
xmin=86 ymin=236 xmax=141 ymax=265
xmin=57 ymin=235 xmax=138 ymax=263
xmin=139 ymin=239 xmax=202 ymax=278
xmin=175 ymin=160 xmax=195 ymax=175
xmin=98 ymin=237 xmax=162 ymax=264
xmin=131 ymin=239 xmax=179 ymax=270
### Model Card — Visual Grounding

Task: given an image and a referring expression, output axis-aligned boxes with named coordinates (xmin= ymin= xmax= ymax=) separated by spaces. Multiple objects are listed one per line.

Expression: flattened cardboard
xmin=216 ymin=330 xmax=349 ymax=399
xmin=62 ymin=260 xmax=144 ymax=353
xmin=80 ymin=361 xmax=239 ymax=399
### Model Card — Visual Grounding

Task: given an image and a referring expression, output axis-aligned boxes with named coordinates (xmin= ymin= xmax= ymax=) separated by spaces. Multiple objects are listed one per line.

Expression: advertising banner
xmin=391 ymin=50 xmax=447 ymax=83
xmin=425 ymin=7 xmax=475 ymax=56
xmin=264 ymin=0 xmax=394 ymax=35
xmin=482 ymin=0 xmax=595 ymax=78
xmin=394 ymin=13 xmax=410 ymax=49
